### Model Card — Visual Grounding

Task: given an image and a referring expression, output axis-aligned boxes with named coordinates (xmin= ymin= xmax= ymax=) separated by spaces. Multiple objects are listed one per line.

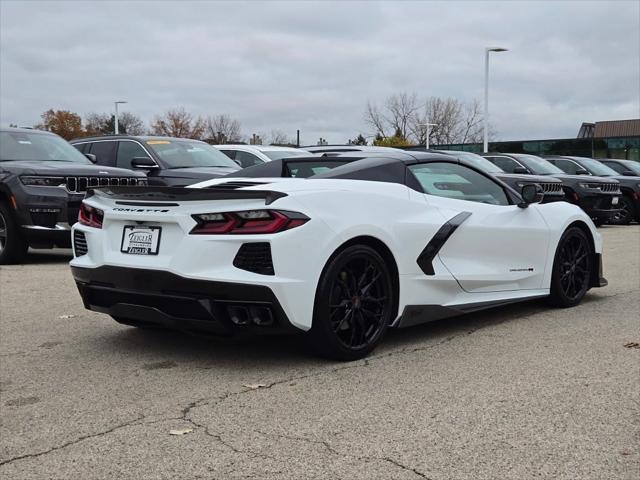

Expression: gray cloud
xmin=1 ymin=0 xmax=638 ymax=144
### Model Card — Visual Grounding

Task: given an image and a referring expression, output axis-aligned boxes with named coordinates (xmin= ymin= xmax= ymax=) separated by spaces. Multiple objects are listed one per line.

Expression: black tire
xmin=548 ymin=227 xmax=593 ymax=308
xmin=0 ymin=202 xmax=28 ymax=265
xmin=307 ymin=245 xmax=395 ymax=361
xmin=609 ymin=195 xmax=635 ymax=225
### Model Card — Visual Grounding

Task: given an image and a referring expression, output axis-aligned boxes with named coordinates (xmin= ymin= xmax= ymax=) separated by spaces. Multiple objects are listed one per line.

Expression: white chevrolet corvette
xmin=70 ymin=152 xmax=607 ymax=360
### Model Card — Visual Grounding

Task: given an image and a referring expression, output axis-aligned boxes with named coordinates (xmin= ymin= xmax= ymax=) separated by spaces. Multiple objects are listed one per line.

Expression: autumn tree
xmin=204 ymin=114 xmax=242 ymax=144
xmin=150 ymin=107 xmax=205 ymax=139
xmin=35 ymin=109 xmax=84 ymax=140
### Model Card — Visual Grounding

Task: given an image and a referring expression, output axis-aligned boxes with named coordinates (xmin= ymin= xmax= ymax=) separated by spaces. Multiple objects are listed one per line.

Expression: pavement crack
xmin=0 ymin=413 xmax=145 ymax=468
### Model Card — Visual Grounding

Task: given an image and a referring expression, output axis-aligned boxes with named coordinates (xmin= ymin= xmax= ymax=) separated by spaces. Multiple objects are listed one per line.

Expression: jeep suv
xmin=482 ymin=153 xmax=621 ymax=225
xmin=0 ymin=128 xmax=146 ymax=263
xmin=71 ymin=135 xmax=240 ymax=186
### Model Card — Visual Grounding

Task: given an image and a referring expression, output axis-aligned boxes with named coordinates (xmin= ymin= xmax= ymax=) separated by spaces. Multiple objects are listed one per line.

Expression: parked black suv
xmin=544 ymin=155 xmax=640 ymax=225
xmin=0 ymin=128 xmax=146 ymax=263
xmin=482 ymin=153 xmax=621 ymax=225
xmin=599 ymin=158 xmax=640 ymax=176
xmin=434 ymin=150 xmax=565 ymax=203
xmin=70 ymin=135 xmax=240 ymax=186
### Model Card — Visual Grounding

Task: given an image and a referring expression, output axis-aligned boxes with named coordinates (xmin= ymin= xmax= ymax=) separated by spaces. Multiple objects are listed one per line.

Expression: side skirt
xmin=396 ymin=294 xmax=549 ymax=328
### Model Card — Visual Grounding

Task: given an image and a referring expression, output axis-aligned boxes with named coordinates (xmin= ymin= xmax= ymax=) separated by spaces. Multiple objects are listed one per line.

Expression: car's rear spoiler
xmin=86 ymin=186 xmax=287 ymax=206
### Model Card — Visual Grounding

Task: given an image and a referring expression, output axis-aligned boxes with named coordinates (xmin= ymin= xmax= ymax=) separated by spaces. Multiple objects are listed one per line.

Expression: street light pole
xmin=418 ymin=122 xmax=437 ymax=150
xmin=114 ymin=100 xmax=127 ymax=135
xmin=483 ymin=47 xmax=508 ymax=153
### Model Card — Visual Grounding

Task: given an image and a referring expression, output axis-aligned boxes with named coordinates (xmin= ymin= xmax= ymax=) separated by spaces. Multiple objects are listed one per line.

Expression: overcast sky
xmin=1 ymin=0 xmax=638 ymax=144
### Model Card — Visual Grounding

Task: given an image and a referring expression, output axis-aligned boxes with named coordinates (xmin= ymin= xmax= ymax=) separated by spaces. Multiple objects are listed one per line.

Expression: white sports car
xmin=70 ymin=152 xmax=607 ymax=360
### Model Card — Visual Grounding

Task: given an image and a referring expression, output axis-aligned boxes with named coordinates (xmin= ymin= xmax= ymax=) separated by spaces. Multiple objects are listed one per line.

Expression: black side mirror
xmin=622 ymin=170 xmax=636 ymax=176
xmin=131 ymin=157 xmax=159 ymax=169
xmin=84 ymin=153 xmax=97 ymax=163
xmin=518 ymin=184 xmax=544 ymax=208
xmin=513 ymin=166 xmax=528 ymax=174
xmin=575 ymin=168 xmax=589 ymax=175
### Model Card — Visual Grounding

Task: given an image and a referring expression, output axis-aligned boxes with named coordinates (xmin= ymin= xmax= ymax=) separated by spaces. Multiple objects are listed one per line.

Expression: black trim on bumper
xmin=71 ymin=266 xmax=298 ymax=335
xmin=590 ymin=253 xmax=608 ymax=288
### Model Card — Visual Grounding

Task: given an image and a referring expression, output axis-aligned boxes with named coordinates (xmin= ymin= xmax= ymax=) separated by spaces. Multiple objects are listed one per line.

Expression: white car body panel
xmin=71 ymin=177 xmax=602 ymax=332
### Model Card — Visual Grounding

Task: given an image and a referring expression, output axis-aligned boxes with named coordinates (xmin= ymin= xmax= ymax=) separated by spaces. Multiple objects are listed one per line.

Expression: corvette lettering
xmin=113 ymin=207 xmax=170 ymax=213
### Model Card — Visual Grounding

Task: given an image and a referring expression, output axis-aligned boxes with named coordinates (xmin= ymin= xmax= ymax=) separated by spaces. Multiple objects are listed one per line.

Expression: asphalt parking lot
xmin=0 ymin=226 xmax=638 ymax=480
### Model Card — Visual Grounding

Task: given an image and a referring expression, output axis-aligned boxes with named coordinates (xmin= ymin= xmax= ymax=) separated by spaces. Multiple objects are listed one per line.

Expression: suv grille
xmin=65 ymin=177 xmax=143 ymax=193
xmin=233 ymin=243 xmax=274 ymax=275
xmin=208 ymin=181 xmax=268 ymax=190
xmin=73 ymin=230 xmax=88 ymax=256
xmin=599 ymin=183 xmax=620 ymax=193
xmin=540 ymin=183 xmax=563 ymax=194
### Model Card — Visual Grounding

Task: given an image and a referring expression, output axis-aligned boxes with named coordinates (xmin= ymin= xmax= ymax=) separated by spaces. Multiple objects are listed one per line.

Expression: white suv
xmin=214 ymin=145 xmax=311 ymax=168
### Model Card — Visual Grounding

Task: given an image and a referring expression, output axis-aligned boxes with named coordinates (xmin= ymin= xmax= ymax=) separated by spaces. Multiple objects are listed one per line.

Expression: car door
xmin=547 ymin=158 xmax=583 ymax=175
xmin=408 ymin=161 xmax=550 ymax=293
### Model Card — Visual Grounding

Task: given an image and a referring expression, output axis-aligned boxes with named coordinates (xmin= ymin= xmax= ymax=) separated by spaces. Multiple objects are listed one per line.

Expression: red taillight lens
xmin=190 ymin=210 xmax=308 ymax=235
xmin=78 ymin=202 xmax=104 ymax=228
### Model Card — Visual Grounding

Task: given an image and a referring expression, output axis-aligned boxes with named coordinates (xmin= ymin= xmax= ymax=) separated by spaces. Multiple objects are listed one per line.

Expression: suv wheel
xmin=0 ymin=202 xmax=28 ymax=264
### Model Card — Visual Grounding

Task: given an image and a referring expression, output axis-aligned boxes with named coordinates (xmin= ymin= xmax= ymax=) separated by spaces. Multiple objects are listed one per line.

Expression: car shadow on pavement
xmin=85 ymin=293 xmax=607 ymax=369
xmin=22 ymin=248 xmax=73 ymax=264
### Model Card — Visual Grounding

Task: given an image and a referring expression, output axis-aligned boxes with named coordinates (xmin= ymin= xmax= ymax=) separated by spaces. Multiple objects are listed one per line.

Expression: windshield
xmin=146 ymin=139 xmax=239 ymax=169
xmin=513 ymin=154 xmax=564 ymax=175
xmin=573 ymin=157 xmax=620 ymax=176
xmin=448 ymin=151 xmax=504 ymax=174
xmin=263 ymin=150 xmax=309 ymax=161
xmin=617 ymin=160 xmax=640 ymax=175
xmin=0 ymin=131 xmax=91 ymax=163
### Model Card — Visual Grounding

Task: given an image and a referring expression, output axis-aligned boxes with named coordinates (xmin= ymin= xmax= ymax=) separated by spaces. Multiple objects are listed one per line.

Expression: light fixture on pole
xmin=418 ymin=122 xmax=437 ymax=150
xmin=114 ymin=100 xmax=127 ymax=135
xmin=483 ymin=47 xmax=508 ymax=153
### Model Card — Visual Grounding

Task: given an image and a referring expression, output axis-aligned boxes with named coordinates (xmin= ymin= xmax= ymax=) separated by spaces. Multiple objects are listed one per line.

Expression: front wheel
xmin=548 ymin=227 xmax=593 ymax=308
xmin=307 ymin=245 xmax=395 ymax=361
xmin=609 ymin=195 xmax=635 ymax=225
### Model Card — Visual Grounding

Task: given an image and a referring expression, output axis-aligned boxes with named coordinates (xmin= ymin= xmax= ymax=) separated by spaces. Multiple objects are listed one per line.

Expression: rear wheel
xmin=548 ymin=227 xmax=593 ymax=308
xmin=609 ymin=195 xmax=635 ymax=225
xmin=307 ymin=245 xmax=395 ymax=361
xmin=0 ymin=202 xmax=28 ymax=265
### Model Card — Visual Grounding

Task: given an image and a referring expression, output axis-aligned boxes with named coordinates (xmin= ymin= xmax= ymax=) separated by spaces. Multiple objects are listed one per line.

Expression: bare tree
xmin=364 ymin=93 xmax=419 ymax=140
xmin=366 ymin=93 xmax=498 ymax=146
xmin=150 ymin=107 xmax=205 ymax=139
xmin=364 ymin=101 xmax=389 ymax=139
xmin=204 ymin=114 xmax=242 ymax=144
xmin=119 ymin=112 xmax=146 ymax=136
xmin=268 ymin=129 xmax=292 ymax=145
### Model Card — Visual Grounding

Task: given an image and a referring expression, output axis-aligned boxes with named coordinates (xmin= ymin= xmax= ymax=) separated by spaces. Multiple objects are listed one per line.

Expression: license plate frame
xmin=120 ymin=225 xmax=162 ymax=255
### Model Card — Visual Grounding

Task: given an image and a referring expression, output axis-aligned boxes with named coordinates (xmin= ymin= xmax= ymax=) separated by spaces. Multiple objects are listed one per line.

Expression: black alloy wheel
xmin=309 ymin=245 xmax=395 ymax=360
xmin=609 ymin=196 xmax=635 ymax=225
xmin=549 ymin=227 xmax=593 ymax=308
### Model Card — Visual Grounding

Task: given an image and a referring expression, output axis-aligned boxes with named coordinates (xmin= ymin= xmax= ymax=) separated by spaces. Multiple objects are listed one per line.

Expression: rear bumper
xmin=71 ymin=266 xmax=299 ymax=335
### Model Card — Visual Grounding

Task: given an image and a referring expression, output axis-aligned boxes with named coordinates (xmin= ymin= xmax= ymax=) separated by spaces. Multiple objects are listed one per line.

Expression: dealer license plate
xmin=121 ymin=226 xmax=161 ymax=255
xmin=612 ymin=197 xmax=619 ymax=206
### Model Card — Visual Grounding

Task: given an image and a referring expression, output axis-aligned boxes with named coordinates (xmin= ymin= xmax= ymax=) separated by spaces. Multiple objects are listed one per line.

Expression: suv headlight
xmin=577 ymin=182 xmax=602 ymax=191
xmin=20 ymin=176 xmax=66 ymax=187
